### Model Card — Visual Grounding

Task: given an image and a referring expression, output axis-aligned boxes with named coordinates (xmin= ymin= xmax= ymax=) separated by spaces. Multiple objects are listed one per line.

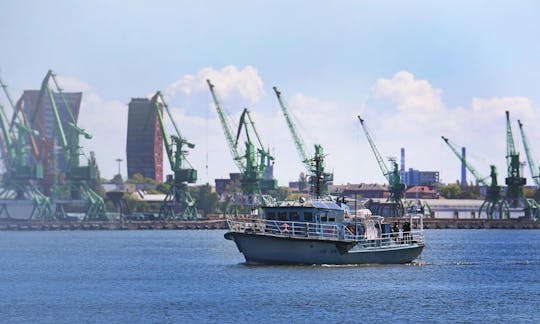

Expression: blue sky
xmin=1 ymin=0 xmax=540 ymax=186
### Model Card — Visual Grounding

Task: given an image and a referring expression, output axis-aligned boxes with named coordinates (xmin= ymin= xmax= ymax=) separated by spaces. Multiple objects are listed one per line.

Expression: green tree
xmin=156 ymin=182 xmax=171 ymax=194
xmin=89 ymin=151 xmax=106 ymax=198
xmin=126 ymin=173 xmax=156 ymax=185
xmin=111 ymin=174 xmax=124 ymax=185
xmin=267 ymin=186 xmax=292 ymax=202
xmin=438 ymin=183 xmax=462 ymax=199
xmin=190 ymin=183 xmax=220 ymax=217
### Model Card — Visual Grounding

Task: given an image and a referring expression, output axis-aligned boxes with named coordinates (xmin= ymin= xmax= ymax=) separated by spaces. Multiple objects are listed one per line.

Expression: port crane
xmin=0 ymin=76 xmax=52 ymax=219
xmin=207 ymin=79 xmax=276 ymax=212
xmin=441 ymin=136 xmax=508 ymax=219
xmin=504 ymin=111 xmax=538 ymax=219
xmin=273 ymin=87 xmax=333 ymax=199
xmin=29 ymin=70 xmax=107 ymax=220
xmin=358 ymin=116 xmax=406 ymax=216
xmin=149 ymin=91 xmax=198 ymax=220
xmin=517 ymin=119 xmax=540 ymax=201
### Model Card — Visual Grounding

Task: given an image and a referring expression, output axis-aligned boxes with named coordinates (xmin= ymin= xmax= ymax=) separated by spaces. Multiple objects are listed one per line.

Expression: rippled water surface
xmin=1 ymin=229 xmax=539 ymax=323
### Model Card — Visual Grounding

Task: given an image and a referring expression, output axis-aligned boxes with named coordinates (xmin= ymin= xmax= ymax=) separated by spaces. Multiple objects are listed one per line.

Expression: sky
xmin=1 ymin=0 xmax=540 ymax=187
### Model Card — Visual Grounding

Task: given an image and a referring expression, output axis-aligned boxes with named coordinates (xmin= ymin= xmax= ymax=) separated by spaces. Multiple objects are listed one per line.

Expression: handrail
xmin=226 ymin=218 xmax=424 ymax=247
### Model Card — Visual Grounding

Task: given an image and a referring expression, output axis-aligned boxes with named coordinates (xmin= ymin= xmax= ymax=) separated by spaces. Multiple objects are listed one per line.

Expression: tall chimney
xmin=461 ymin=147 xmax=467 ymax=188
xmin=400 ymin=147 xmax=405 ymax=171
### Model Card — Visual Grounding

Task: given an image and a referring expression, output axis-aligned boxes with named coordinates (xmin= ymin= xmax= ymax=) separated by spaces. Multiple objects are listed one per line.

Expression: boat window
xmin=290 ymin=211 xmax=300 ymax=221
xmin=267 ymin=212 xmax=276 ymax=220
xmin=278 ymin=211 xmax=287 ymax=221
xmin=304 ymin=211 xmax=313 ymax=222
xmin=328 ymin=217 xmax=335 ymax=222
xmin=321 ymin=215 xmax=327 ymax=222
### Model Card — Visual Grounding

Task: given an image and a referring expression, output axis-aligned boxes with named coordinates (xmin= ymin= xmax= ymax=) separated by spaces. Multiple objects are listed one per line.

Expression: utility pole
xmin=115 ymin=158 xmax=123 ymax=177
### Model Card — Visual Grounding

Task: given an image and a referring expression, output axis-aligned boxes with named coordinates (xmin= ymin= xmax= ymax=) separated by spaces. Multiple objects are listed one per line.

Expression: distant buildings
xmin=19 ymin=90 xmax=82 ymax=191
xmin=126 ymin=98 xmax=163 ymax=183
xmin=329 ymin=183 xmax=389 ymax=199
xmin=401 ymin=168 xmax=440 ymax=187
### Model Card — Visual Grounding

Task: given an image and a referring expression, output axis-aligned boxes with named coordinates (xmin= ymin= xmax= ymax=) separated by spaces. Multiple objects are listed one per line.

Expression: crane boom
xmin=506 ymin=110 xmax=517 ymax=168
xmin=357 ymin=116 xmax=390 ymax=180
xmin=441 ymin=136 xmax=489 ymax=186
xmin=0 ymin=104 xmax=15 ymax=165
xmin=150 ymin=92 xmax=195 ymax=172
xmin=0 ymin=76 xmax=21 ymax=131
xmin=518 ymin=120 xmax=540 ymax=188
xmin=206 ymin=79 xmax=245 ymax=172
xmin=273 ymin=87 xmax=310 ymax=167
xmin=0 ymin=77 xmax=40 ymax=158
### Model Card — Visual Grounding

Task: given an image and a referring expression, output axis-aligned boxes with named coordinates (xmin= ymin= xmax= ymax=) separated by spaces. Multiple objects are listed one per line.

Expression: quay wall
xmin=386 ymin=217 xmax=540 ymax=229
xmin=0 ymin=218 xmax=538 ymax=231
xmin=0 ymin=219 xmax=228 ymax=231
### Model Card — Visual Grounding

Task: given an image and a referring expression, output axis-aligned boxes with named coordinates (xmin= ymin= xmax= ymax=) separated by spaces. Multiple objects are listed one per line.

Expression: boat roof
xmin=266 ymin=200 xmax=345 ymax=211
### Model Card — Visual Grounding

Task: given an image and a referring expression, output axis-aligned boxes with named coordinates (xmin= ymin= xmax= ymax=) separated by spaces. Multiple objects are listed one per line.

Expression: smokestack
xmin=400 ymin=148 xmax=405 ymax=171
xmin=461 ymin=147 xmax=467 ymax=188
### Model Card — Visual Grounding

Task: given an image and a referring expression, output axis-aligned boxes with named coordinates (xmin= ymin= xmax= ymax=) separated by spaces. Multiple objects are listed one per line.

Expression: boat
xmin=224 ymin=198 xmax=425 ymax=265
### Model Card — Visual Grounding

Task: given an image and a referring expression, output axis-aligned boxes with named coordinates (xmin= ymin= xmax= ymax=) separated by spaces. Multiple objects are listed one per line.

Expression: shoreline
xmin=0 ymin=217 xmax=539 ymax=231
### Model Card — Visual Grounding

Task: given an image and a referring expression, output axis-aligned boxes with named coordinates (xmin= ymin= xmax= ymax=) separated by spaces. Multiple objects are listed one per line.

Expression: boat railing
xmin=226 ymin=218 xmax=424 ymax=247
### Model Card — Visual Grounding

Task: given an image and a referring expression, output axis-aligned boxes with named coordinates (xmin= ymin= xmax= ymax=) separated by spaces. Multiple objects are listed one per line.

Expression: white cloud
xmin=77 ymin=91 xmax=127 ymax=179
xmin=166 ymin=65 xmax=265 ymax=105
xmin=55 ymin=75 xmax=93 ymax=92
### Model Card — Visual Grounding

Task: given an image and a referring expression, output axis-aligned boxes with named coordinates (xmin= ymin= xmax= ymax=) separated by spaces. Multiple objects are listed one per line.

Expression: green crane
xmin=517 ymin=120 xmax=540 ymax=201
xmin=441 ymin=136 xmax=488 ymax=186
xmin=235 ymin=108 xmax=276 ymax=194
xmin=504 ymin=111 xmax=538 ymax=219
xmin=273 ymin=87 xmax=333 ymax=199
xmin=0 ymin=77 xmax=51 ymax=219
xmin=207 ymin=79 xmax=276 ymax=211
xmin=149 ymin=91 xmax=198 ymax=220
xmin=30 ymin=70 xmax=107 ymax=220
xmin=441 ymin=136 xmax=508 ymax=219
xmin=357 ymin=116 xmax=405 ymax=216
xmin=504 ymin=111 xmax=528 ymax=208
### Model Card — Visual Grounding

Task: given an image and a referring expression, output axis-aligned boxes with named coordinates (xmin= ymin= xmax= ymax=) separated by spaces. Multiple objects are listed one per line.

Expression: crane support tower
xmin=504 ymin=111 xmax=526 ymax=207
xmin=149 ymin=92 xmax=198 ymax=220
xmin=273 ymin=86 xmax=333 ymax=199
xmin=0 ymin=76 xmax=52 ymax=219
xmin=441 ymin=136 xmax=508 ymax=219
xmin=517 ymin=119 xmax=540 ymax=202
xmin=30 ymin=70 xmax=107 ymax=221
xmin=207 ymin=79 xmax=276 ymax=214
xmin=357 ymin=116 xmax=405 ymax=216
xmin=504 ymin=111 xmax=539 ymax=219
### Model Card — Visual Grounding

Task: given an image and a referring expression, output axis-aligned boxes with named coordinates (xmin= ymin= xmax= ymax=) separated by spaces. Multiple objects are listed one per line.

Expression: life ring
xmin=281 ymin=223 xmax=289 ymax=233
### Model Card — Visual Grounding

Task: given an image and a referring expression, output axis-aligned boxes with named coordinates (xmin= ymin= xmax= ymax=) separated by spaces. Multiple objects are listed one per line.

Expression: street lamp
xmin=115 ymin=158 xmax=123 ymax=177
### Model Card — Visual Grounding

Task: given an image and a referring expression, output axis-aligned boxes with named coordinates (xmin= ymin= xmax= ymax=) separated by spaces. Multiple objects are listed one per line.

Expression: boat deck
xmin=226 ymin=217 xmax=424 ymax=248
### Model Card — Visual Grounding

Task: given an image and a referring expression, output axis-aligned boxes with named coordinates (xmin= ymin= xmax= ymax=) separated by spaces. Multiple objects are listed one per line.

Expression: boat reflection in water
xmin=225 ymin=198 xmax=425 ymax=265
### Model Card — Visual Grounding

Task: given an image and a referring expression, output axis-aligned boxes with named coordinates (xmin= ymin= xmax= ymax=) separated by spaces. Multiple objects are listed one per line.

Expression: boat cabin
xmin=263 ymin=200 xmax=349 ymax=224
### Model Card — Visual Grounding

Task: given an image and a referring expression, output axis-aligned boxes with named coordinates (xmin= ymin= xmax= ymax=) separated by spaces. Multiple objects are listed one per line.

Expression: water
xmin=1 ymin=229 xmax=539 ymax=323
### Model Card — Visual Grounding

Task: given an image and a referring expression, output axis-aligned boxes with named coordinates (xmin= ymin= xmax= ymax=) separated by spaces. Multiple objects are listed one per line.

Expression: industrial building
xmin=19 ymin=90 xmax=82 ymax=191
xmin=126 ymin=98 xmax=163 ymax=183
xmin=401 ymin=168 xmax=440 ymax=187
